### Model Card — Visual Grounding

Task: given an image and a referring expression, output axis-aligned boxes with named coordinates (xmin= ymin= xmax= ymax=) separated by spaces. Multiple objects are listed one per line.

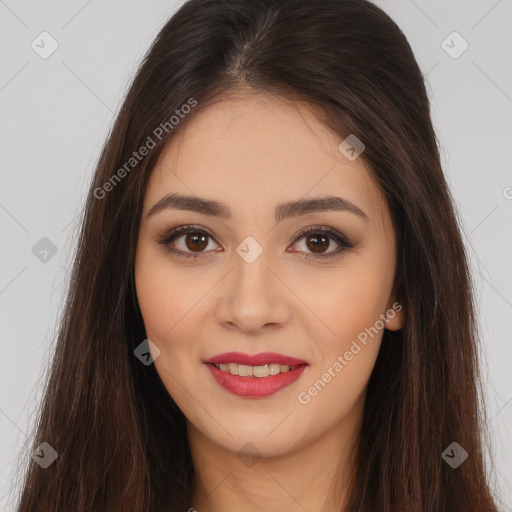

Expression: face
xmin=134 ymin=91 xmax=404 ymax=458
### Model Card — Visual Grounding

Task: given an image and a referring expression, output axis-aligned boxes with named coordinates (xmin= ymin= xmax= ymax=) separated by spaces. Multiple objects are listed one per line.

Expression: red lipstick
xmin=204 ymin=352 xmax=309 ymax=367
xmin=203 ymin=352 xmax=309 ymax=398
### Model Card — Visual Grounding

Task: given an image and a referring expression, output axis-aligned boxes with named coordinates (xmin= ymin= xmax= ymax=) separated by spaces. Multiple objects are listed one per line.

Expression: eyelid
xmin=291 ymin=225 xmax=352 ymax=247
xmin=157 ymin=224 xmax=217 ymax=243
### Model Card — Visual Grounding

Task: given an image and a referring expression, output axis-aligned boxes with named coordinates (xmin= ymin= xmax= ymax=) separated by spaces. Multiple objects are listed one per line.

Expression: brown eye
xmin=304 ymin=233 xmax=330 ymax=254
xmin=290 ymin=226 xmax=354 ymax=260
xmin=158 ymin=225 xmax=220 ymax=259
xmin=184 ymin=232 xmax=209 ymax=252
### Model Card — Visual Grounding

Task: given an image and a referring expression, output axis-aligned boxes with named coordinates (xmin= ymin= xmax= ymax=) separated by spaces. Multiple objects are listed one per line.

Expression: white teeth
xmin=239 ymin=364 xmax=253 ymax=377
xmin=269 ymin=364 xmax=281 ymax=375
xmin=216 ymin=363 xmax=296 ymax=377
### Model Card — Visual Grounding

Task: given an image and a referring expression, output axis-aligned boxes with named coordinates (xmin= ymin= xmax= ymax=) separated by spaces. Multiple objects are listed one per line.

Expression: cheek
xmin=134 ymin=253 xmax=206 ymax=412
xmin=293 ymin=255 xmax=393 ymax=401
xmin=135 ymin=239 xmax=206 ymax=333
xmin=135 ymin=246 xmax=195 ymax=356
xmin=135 ymin=270 xmax=180 ymax=340
xmin=295 ymin=271 xmax=387 ymax=426
xmin=296 ymin=260 xmax=393 ymax=349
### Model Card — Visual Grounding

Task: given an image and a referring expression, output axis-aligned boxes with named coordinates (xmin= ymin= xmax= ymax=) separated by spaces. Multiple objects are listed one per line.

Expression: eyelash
xmin=157 ymin=224 xmax=354 ymax=261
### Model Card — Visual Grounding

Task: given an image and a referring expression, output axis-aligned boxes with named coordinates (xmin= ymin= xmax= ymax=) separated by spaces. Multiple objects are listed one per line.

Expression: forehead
xmin=145 ymin=92 xmax=385 ymax=225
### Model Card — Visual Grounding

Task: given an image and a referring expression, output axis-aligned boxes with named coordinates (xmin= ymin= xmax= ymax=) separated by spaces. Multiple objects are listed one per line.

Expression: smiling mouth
xmin=206 ymin=362 xmax=305 ymax=378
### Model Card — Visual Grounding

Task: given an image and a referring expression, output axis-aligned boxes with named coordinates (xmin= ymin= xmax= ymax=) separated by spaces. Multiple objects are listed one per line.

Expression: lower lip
xmin=205 ymin=363 xmax=308 ymax=398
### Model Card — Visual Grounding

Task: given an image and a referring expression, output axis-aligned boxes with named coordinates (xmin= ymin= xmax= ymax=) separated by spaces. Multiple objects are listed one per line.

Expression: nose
xmin=214 ymin=251 xmax=292 ymax=335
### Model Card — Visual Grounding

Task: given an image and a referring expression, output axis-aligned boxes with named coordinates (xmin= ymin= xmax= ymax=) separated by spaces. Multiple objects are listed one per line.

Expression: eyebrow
xmin=147 ymin=193 xmax=368 ymax=222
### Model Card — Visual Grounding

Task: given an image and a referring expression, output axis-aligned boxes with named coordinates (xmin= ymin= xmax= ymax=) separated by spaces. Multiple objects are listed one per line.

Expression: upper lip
xmin=203 ymin=352 xmax=309 ymax=367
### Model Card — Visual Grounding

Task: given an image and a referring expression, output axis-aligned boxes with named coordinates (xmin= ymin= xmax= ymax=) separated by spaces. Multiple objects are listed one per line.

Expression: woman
xmin=14 ymin=0 xmax=501 ymax=510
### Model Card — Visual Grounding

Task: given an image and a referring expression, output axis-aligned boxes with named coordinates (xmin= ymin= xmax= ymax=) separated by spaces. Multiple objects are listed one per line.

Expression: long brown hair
xmin=14 ymin=0 xmax=501 ymax=510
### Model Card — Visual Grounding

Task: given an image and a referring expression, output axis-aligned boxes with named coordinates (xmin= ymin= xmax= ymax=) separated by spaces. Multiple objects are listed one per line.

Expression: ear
xmin=384 ymin=295 xmax=405 ymax=331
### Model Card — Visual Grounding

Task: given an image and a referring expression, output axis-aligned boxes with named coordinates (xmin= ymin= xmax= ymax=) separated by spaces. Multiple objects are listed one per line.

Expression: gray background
xmin=0 ymin=1 xmax=511 ymax=510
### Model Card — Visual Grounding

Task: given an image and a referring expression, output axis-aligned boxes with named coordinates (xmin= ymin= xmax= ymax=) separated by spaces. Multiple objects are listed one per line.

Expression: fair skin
xmin=135 ymin=90 xmax=405 ymax=512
